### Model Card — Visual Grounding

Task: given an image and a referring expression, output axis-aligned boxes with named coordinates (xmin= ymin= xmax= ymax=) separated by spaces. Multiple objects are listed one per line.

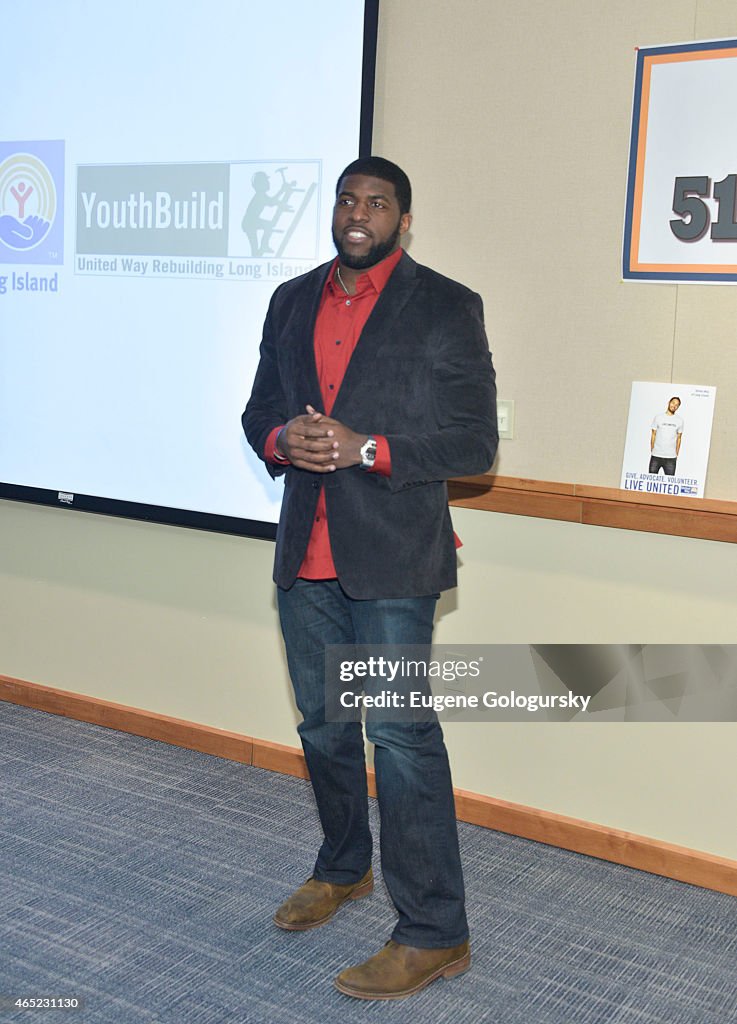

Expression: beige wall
xmin=2 ymin=0 xmax=736 ymax=863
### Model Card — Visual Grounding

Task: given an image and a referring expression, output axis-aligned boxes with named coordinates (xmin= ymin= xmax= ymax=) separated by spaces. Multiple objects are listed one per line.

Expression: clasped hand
xmin=277 ymin=405 xmax=367 ymax=472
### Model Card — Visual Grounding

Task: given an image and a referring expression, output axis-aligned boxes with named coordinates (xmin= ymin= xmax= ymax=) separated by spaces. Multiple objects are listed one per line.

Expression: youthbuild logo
xmin=80 ymin=189 xmax=224 ymax=232
xmin=77 ymin=163 xmax=230 ymax=257
xmin=0 ymin=141 xmax=64 ymax=265
xmin=75 ymin=160 xmax=320 ymax=278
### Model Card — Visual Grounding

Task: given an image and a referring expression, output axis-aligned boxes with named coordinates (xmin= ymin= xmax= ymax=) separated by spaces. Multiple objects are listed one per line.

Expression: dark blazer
xmin=243 ymin=252 xmax=498 ymax=599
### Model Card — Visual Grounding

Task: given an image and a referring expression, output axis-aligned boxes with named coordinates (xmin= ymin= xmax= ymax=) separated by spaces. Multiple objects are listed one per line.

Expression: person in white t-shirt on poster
xmin=649 ymin=396 xmax=683 ymax=476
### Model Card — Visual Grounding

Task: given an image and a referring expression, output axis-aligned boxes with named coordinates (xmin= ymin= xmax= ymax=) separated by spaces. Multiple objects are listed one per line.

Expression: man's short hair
xmin=669 ymin=396 xmax=681 ymax=406
xmin=336 ymin=156 xmax=412 ymax=214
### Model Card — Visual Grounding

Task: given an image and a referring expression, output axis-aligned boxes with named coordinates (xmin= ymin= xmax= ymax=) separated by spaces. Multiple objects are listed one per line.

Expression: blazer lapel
xmin=331 ymin=253 xmax=420 ymax=418
xmin=287 ymin=261 xmax=332 ymax=406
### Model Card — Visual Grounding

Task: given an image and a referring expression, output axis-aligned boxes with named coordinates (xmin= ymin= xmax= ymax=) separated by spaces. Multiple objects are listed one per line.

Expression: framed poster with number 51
xmin=623 ymin=38 xmax=737 ymax=283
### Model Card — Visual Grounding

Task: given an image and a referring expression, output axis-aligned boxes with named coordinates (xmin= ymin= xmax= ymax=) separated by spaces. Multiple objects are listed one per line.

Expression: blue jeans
xmin=277 ymin=579 xmax=468 ymax=949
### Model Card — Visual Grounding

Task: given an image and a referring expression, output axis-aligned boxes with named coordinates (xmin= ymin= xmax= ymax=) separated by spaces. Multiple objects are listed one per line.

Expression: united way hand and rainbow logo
xmin=0 ymin=140 xmax=64 ymax=265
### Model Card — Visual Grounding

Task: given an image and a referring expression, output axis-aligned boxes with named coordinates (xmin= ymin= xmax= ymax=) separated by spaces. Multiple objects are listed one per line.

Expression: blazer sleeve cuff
xmin=265 ymin=425 xmax=290 ymax=464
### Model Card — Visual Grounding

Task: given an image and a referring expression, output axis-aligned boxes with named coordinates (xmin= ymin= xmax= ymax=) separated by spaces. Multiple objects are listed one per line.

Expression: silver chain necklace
xmin=335 ymin=265 xmax=350 ymax=295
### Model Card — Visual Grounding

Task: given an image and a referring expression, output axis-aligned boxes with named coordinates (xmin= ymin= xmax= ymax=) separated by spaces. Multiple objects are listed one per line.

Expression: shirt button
xmin=316 ymin=516 xmax=321 ymax=522
xmin=345 ymin=299 xmax=351 ymax=306
xmin=335 ymin=339 xmax=341 ymax=345
xmin=329 ymin=384 xmax=334 ymax=390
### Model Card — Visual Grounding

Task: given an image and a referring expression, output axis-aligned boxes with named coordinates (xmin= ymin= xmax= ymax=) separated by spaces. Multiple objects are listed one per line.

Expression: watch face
xmin=360 ymin=438 xmax=377 ymax=467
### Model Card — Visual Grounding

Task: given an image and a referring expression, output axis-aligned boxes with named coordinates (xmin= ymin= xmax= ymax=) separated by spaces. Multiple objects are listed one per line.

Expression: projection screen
xmin=0 ymin=0 xmax=379 ymax=538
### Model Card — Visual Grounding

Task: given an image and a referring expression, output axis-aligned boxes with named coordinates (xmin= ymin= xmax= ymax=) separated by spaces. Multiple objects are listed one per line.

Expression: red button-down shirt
xmin=265 ymin=248 xmax=401 ymax=578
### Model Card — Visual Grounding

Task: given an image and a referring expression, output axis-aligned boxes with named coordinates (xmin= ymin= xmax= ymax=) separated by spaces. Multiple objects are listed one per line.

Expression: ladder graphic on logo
xmin=241 ymin=165 xmax=317 ymax=258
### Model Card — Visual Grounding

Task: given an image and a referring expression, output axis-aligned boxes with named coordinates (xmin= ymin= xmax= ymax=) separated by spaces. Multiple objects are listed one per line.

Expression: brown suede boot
xmin=334 ymin=939 xmax=471 ymax=1000
xmin=273 ymin=868 xmax=373 ymax=931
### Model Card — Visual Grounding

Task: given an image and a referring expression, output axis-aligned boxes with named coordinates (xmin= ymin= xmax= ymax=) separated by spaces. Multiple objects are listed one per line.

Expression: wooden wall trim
xmin=451 ymin=788 xmax=737 ymax=896
xmin=448 ymin=474 xmax=737 ymax=544
xmin=0 ymin=674 xmax=254 ymax=764
xmin=2 ymin=674 xmax=735 ymax=897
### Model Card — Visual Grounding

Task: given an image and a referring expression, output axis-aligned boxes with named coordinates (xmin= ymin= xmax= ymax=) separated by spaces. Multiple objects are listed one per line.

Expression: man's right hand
xmin=277 ymin=409 xmax=339 ymax=472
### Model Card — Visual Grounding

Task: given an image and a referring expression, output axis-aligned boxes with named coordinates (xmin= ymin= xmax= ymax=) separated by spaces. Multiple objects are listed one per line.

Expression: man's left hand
xmin=305 ymin=405 xmax=367 ymax=469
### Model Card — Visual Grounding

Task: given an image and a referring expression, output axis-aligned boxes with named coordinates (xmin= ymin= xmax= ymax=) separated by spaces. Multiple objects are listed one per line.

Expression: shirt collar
xmin=327 ymin=246 xmax=403 ymax=297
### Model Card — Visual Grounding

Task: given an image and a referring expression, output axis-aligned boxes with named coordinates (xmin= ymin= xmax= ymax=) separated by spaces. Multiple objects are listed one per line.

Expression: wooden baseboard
xmin=2 ymin=673 xmax=735 ymax=897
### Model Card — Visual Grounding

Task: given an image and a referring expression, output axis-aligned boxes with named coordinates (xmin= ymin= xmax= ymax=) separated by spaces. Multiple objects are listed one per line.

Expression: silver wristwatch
xmin=359 ymin=436 xmax=377 ymax=470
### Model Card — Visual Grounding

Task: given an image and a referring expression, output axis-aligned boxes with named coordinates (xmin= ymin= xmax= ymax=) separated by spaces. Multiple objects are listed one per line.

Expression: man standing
xmin=243 ymin=156 xmax=497 ymax=1000
xmin=649 ymin=397 xmax=683 ymax=476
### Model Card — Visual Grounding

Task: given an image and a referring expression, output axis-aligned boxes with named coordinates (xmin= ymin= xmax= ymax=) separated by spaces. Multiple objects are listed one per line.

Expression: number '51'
xmin=670 ymin=175 xmax=737 ymax=240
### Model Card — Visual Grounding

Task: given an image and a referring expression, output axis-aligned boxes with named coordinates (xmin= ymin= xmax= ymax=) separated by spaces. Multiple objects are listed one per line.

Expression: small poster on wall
xmin=620 ymin=382 xmax=716 ymax=498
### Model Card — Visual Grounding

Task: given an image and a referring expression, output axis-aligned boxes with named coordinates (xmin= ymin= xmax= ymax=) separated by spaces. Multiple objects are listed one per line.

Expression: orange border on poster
xmin=629 ymin=46 xmax=737 ymax=275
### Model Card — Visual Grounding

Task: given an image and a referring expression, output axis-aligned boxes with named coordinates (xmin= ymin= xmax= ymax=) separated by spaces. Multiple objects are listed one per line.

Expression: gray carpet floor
xmin=1 ymin=701 xmax=735 ymax=1024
